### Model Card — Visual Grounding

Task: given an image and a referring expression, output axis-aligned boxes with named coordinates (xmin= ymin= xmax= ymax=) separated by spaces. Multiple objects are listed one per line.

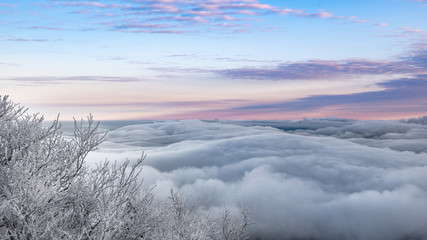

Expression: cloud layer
xmin=209 ymin=48 xmax=427 ymax=119
xmin=34 ymin=0 xmax=372 ymax=33
xmin=230 ymin=74 xmax=426 ymax=113
xmin=220 ymin=48 xmax=427 ymax=80
xmin=82 ymin=119 xmax=427 ymax=240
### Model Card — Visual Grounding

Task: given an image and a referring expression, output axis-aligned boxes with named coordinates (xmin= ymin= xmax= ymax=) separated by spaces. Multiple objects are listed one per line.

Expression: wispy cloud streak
xmin=0 ymin=3 xmax=17 ymax=8
xmin=0 ymin=62 xmax=18 ymax=67
xmin=30 ymin=26 xmax=66 ymax=30
xmin=3 ymin=76 xmax=144 ymax=84
xmin=220 ymin=49 xmax=427 ymax=80
xmin=4 ymin=38 xmax=64 ymax=42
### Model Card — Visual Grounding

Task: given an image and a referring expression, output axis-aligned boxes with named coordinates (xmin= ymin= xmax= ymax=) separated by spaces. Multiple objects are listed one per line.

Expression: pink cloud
xmin=32 ymin=3 xmax=53 ymax=8
xmin=316 ymin=11 xmax=334 ymax=18
xmin=150 ymin=4 xmax=180 ymax=12
xmin=381 ymin=27 xmax=426 ymax=38
xmin=198 ymin=4 xmax=220 ymax=10
xmin=0 ymin=3 xmax=18 ymax=8
xmin=44 ymin=0 xmax=370 ymax=34
xmin=173 ymin=16 xmax=208 ymax=23
xmin=275 ymin=8 xmax=304 ymax=15
xmin=183 ymin=10 xmax=217 ymax=16
xmin=31 ymin=26 xmax=66 ymax=30
xmin=234 ymin=9 xmax=257 ymax=15
xmin=115 ymin=22 xmax=170 ymax=29
xmin=298 ymin=10 xmax=334 ymax=19
xmin=402 ymin=27 xmax=426 ymax=35
xmin=353 ymin=19 xmax=370 ymax=23
xmin=71 ymin=9 xmax=93 ymax=14
xmin=4 ymin=38 xmax=64 ymax=42
xmin=376 ymin=22 xmax=388 ymax=27
xmin=347 ymin=16 xmax=358 ymax=20
xmin=54 ymin=1 xmax=109 ymax=8
xmin=243 ymin=3 xmax=274 ymax=9
xmin=132 ymin=29 xmax=188 ymax=34
xmin=222 ymin=15 xmax=235 ymax=20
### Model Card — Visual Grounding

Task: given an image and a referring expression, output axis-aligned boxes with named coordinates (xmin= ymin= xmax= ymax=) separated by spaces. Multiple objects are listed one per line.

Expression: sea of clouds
xmin=74 ymin=118 xmax=427 ymax=240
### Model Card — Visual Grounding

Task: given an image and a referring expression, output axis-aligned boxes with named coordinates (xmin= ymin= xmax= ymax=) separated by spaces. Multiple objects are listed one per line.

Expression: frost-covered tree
xmin=0 ymin=95 xmax=249 ymax=240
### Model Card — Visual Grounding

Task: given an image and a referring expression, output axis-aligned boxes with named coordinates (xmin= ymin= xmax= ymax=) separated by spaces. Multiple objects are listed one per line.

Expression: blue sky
xmin=1 ymin=0 xmax=426 ymax=120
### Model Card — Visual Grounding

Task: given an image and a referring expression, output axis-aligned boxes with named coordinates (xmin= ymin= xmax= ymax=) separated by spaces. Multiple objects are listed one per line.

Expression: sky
xmin=1 ymin=0 xmax=427 ymax=120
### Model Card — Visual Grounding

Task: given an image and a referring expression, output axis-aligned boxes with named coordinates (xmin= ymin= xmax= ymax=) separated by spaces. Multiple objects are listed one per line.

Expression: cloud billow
xmin=85 ymin=119 xmax=427 ymax=240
